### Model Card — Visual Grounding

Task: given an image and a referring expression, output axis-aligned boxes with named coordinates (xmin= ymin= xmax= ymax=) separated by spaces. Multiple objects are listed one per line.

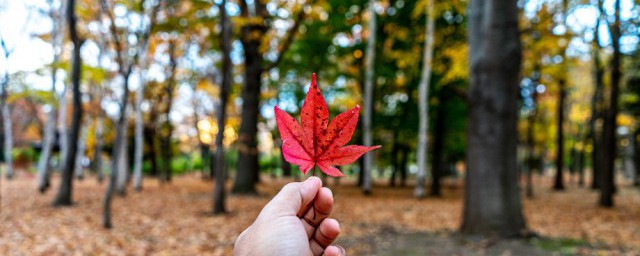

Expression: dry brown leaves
xmin=1 ymin=172 xmax=639 ymax=255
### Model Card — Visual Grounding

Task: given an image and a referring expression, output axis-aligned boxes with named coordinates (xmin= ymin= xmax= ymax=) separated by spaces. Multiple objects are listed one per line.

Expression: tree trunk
xmin=144 ymin=125 xmax=158 ymax=177
xmin=634 ymin=129 xmax=640 ymax=186
xmin=389 ymin=130 xmax=400 ymax=187
xmin=599 ymin=0 xmax=621 ymax=207
xmin=38 ymin=99 xmax=56 ymax=192
xmin=133 ymin=79 xmax=144 ymax=191
xmin=554 ymin=80 xmax=566 ymax=190
xmin=57 ymin=87 xmax=69 ymax=171
xmin=160 ymin=42 xmax=177 ymax=183
xmin=74 ymin=117 xmax=90 ymax=180
xmin=590 ymin=0 xmax=605 ymax=190
xmin=400 ymin=145 xmax=408 ymax=187
xmin=430 ymin=91 xmax=445 ymax=197
xmin=94 ymin=113 xmax=105 ymax=183
xmin=38 ymin=2 xmax=65 ymax=191
xmin=279 ymin=139 xmax=291 ymax=177
xmin=361 ymin=0 xmax=378 ymax=195
xmin=233 ymin=21 xmax=263 ymax=194
xmin=213 ymin=0 xmax=232 ymax=214
xmin=1 ymin=90 xmax=13 ymax=179
xmin=53 ymin=0 xmax=83 ymax=206
xmin=415 ymin=0 xmax=435 ymax=199
xmin=461 ymin=0 xmax=526 ymax=236
xmin=115 ymin=77 xmax=131 ymax=196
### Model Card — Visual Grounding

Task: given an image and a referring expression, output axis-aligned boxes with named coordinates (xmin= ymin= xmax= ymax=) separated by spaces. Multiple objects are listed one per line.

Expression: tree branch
xmin=265 ymin=7 xmax=306 ymax=71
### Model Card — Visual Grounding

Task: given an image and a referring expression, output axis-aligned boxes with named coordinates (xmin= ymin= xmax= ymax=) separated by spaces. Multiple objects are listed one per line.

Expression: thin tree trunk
xmin=144 ymin=125 xmax=159 ymax=177
xmin=590 ymin=0 xmax=605 ymax=190
xmin=400 ymin=145 xmax=408 ymax=187
xmin=133 ymin=77 xmax=145 ymax=191
xmin=415 ymin=0 xmax=435 ymax=199
xmin=133 ymin=2 xmax=157 ymax=192
xmin=38 ymin=1 xmax=65 ymax=191
xmin=1 ymin=94 xmax=13 ymax=179
xmin=74 ymin=117 xmax=90 ymax=180
xmin=430 ymin=91 xmax=445 ymax=197
xmin=361 ymin=0 xmax=377 ymax=195
xmin=115 ymin=78 xmax=130 ymax=196
xmin=57 ymin=87 xmax=69 ymax=171
xmin=160 ymin=42 xmax=177 ymax=183
xmin=53 ymin=0 xmax=83 ymax=206
xmin=634 ymin=129 xmax=640 ymax=186
xmin=213 ymin=0 xmax=232 ymax=214
xmin=600 ymin=0 xmax=621 ymax=207
xmin=94 ymin=112 xmax=104 ymax=183
xmin=389 ymin=130 xmax=400 ymax=187
xmin=38 ymin=100 xmax=56 ymax=191
xmin=461 ymin=0 xmax=526 ymax=236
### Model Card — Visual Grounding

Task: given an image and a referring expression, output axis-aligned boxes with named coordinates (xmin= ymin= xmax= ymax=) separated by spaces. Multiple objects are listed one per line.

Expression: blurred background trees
xmin=0 ymin=0 xmax=638 ymax=238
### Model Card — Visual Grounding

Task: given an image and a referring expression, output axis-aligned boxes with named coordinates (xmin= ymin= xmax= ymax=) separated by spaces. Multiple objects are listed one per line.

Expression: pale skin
xmin=234 ymin=177 xmax=346 ymax=256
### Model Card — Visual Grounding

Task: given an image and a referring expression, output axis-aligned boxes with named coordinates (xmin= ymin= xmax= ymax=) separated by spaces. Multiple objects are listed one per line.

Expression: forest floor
xmin=1 ymin=171 xmax=640 ymax=255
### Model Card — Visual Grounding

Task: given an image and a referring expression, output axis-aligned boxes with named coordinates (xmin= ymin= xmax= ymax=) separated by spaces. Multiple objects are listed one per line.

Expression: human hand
xmin=233 ymin=177 xmax=345 ymax=256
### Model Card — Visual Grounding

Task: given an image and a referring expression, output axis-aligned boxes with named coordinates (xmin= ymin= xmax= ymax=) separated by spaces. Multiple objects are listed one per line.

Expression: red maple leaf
xmin=275 ymin=73 xmax=380 ymax=177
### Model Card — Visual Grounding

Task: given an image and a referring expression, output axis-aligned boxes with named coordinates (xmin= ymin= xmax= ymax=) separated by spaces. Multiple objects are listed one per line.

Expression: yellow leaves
xmin=196 ymin=79 xmax=219 ymax=98
xmin=438 ymin=43 xmax=468 ymax=84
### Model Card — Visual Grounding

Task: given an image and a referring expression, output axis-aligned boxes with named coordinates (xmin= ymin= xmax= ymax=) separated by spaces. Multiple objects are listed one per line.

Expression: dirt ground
xmin=1 ymin=171 xmax=639 ymax=255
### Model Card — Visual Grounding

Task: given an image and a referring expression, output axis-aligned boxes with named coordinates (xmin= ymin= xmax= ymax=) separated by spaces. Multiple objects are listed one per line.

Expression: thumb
xmin=261 ymin=176 xmax=323 ymax=219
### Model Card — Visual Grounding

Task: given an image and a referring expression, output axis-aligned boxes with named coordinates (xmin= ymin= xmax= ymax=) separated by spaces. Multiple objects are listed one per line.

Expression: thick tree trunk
xmin=361 ymin=0 xmax=377 ymax=195
xmin=461 ymin=0 xmax=526 ymax=236
xmin=213 ymin=0 xmax=232 ymax=214
xmin=599 ymin=0 xmax=621 ymax=207
xmin=554 ymin=80 xmax=566 ymax=190
xmin=233 ymin=23 xmax=262 ymax=194
xmin=415 ymin=0 xmax=435 ymax=199
xmin=53 ymin=0 xmax=83 ymax=206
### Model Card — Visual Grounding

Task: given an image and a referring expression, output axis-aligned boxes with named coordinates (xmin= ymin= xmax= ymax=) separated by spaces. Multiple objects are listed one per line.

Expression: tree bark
xmin=415 ymin=0 xmax=435 ymax=199
xmin=461 ymin=0 xmax=526 ymax=236
xmin=599 ymin=0 xmax=621 ymax=207
xmin=430 ymin=91 xmax=446 ymax=197
xmin=361 ymin=0 xmax=377 ymax=195
xmin=590 ymin=0 xmax=605 ymax=190
xmin=634 ymin=129 xmax=640 ymax=186
xmin=74 ymin=117 xmax=90 ymax=180
xmin=38 ymin=1 xmax=66 ymax=191
xmin=53 ymin=0 xmax=83 ymax=206
xmin=133 ymin=1 xmax=157 ymax=192
xmin=115 ymin=77 xmax=131 ymax=195
xmin=159 ymin=41 xmax=177 ymax=183
xmin=233 ymin=0 xmax=264 ymax=194
xmin=213 ymin=0 xmax=232 ymax=214
xmin=1 ymin=87 xmax=13 ymax=179
xmin=554 ymin=79 xmax=566 ymax=190
xmin=94 ymin=112 xmax=105 ymax=183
